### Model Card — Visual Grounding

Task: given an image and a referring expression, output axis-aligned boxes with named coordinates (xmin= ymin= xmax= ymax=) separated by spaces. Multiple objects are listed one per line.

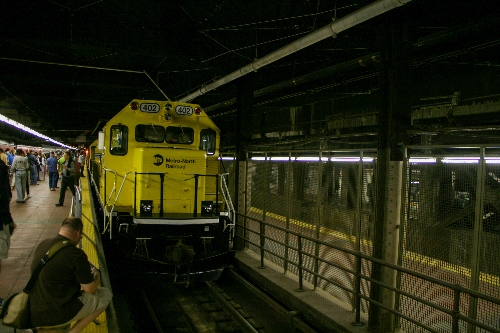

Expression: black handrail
xmin=237 ymin=212 xmax=500 ymax=333
xmin=132 ymin=172 xmax=223 ymax=218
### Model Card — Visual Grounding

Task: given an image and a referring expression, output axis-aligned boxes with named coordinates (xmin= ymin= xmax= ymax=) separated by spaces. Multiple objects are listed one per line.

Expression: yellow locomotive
xmin=89 ymin=100 xmax=234 ymax=282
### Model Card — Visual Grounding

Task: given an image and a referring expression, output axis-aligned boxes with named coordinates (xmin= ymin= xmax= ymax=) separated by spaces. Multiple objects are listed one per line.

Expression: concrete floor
xmin=1 ymin=176 xmax=72 ymax=333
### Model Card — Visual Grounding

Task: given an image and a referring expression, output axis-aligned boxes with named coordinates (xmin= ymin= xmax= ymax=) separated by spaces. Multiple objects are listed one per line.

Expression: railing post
xmin=468 ymin=147 xmax=485 ymax=333
xmin=103 ymin=169 xmax=107 ymax=232
xmin=76 ymin=186 xmax=82 ymax=219
xmin=258 ymin=153 xmax=268 ymax=269
xmin=159 ymin=173 xmax=164 ymax=217
xmin=284 ymin=152 xmax=291 ymax=273
xmin=258 ymin=221 xmax=266 ymax=269
xmin=104 ymin=168 xmax=107 ymax=206
xmin=194 ymin=174 xmax=199 ymax=217
xmin=351 ymin=252 xmax=365 ymax=326
xmin=295 ymin=235 xmax=305 ymax=292
xmin=452 ymin=285 xmax=461 ymax=333
xmin=314 ymin=151 xmax=322 ymax=290
xmin=215 ymin=174 xmax=219 ymax=214
xmin=133 ymin=172 xmax=137 ymax=217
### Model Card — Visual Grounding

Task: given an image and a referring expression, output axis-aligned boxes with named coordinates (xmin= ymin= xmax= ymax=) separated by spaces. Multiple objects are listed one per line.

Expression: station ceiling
xmin=1 ymin=0 xmax=499 ymax=149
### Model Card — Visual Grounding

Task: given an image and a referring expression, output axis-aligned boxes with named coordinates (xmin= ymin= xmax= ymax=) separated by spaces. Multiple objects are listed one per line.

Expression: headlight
xmin=140 ymin=200 xmax=153 ymax=217
xmin=201 ymin=201 xmax=213 ymax=216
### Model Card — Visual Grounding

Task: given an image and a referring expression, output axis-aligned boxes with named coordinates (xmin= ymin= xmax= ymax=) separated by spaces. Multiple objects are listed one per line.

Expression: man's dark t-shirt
xmin=29 ymin=235 xmax=94 ymax=326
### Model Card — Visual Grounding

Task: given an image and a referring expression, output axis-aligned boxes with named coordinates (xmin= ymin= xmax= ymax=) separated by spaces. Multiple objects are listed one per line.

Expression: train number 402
xmin=175 ymin=105 xmax=193 ymax=116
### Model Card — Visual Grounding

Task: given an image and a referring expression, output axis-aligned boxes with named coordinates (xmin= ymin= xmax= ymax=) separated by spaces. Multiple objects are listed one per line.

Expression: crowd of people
xmin=0 ymin=148 xmax=86 ymax=204
xmin=0 ymin=148 xmax=112 ymax=333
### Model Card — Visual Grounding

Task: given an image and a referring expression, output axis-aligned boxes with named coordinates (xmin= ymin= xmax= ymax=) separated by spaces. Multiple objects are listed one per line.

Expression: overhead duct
xmin=204 ymin=52 xmax=381 ymax=113
xmin=178 ymin=0 xmax=411 ymax=103
xmin=204 ymin=13 xmax=500 ymax=113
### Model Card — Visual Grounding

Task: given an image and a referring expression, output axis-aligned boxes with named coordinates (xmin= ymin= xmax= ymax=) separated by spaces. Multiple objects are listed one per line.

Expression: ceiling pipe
xmin=178 ymin=0 xmax=411 ymax=102
xmin=204 ymin=14 xmax=500 ymax=113
xmin=204 ymin=52 xmax=380 ymax=112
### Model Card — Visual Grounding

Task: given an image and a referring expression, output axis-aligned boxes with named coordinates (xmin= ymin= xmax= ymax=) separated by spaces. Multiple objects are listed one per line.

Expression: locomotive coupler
xmin=166 ymin=239 xmax=195 ymax=264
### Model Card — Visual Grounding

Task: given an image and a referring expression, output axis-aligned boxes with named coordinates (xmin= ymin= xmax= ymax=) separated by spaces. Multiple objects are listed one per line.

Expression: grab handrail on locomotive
xmin=88 ymin=100 xmax=235 ymax=283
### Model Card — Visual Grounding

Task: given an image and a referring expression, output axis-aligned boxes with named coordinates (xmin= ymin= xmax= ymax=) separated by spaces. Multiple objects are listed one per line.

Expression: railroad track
xmin=205 ymin=268 xmax=319 ymax=333
xmin=132 ymin=274 xmax=196 ymax=333
xmin=112 ymin=268 xmax=319 ymax=332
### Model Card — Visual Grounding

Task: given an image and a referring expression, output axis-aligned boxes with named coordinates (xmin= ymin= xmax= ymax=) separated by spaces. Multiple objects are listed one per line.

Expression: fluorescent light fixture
xmin=442 ymin=157 xmax=479 ymax=164
xmin=248 ymin=156 xmax=500 ymax=164
xmin=0 ymin=114 xmax=72 ymax=149
xmin=409 ymin=158 xmax=437 ymax=163
xmin=329 ymin=157 xmax=374 ymax=162
xmin=441 ymin=157 xmax=500 ymax=164
xmin=250 ymin=156 xmax=373 ymax=162
xmin=486 ymin=158 xmax=500 ymax=164
xmin=294 ymin=157 xmax=318 ymax=161
xmin=219 ymin=157 xmax=236 ymax=160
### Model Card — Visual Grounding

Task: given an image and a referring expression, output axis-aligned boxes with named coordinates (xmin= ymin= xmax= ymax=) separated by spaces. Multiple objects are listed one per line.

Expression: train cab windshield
xmin=166 ymin=126 xmax=193 ymax=144
xmin=135 ymin=124 xmax=164 ymax=143
xmin=109 ymin=123 xmax=214 ymax=155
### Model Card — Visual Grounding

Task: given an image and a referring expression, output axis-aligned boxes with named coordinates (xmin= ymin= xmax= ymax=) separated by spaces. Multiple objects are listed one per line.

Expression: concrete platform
xmin=0 ymin=174 xmax=110 ymax=333
xmin=235 ymin=249 xmax=370 ymax=333
xmin=1 ymin=179 xmax=69 ymax=303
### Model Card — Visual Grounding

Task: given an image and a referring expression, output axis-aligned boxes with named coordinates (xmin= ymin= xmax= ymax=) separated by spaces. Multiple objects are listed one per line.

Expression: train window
xmin=200 ymin=129 xmax=216 ymax=155
xmin=135 ymin=124 xmax=164 ymax=143
xmin=165 ymin=126 xmax=194 ymax=144
xmin=110 ymin=124 xmax=128 ymax=155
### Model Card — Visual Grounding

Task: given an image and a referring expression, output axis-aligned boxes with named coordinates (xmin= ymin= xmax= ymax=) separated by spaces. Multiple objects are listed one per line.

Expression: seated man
xmin=26 ymin=218 xmax=112 ymax=333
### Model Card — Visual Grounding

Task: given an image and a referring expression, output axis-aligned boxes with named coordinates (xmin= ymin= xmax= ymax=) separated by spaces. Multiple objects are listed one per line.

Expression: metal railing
xmin=220 ymin=172 xmax=235 ymax=233
xmin=102 ymin=167 xmax=133 ymax=239
xmin=70 ymin=182 xmax=82 ymax=218
xmin=132 ymin=172 xmax=230 ymax=218
xmin=237 ymin=212 xmax=500 ymax=333
xmin=96 ymin=167 xmax=234 ymax=239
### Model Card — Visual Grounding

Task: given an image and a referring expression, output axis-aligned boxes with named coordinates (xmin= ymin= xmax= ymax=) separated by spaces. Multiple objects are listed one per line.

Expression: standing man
xmin=56 ymin=152 xmax=65 ymax=188
xmin=55 ymin=151 xmax=76 ymax=207
xmin=0 ymin=157 xmax=15 ymax=307
xmin=10 ymin=149 xmax=29 ymax=203
xmin=46 ymin=152 xmax=59 ymax=191
xmin=28 ymin=217 xmax=112 ymax=332
xmin=28 ymin=150 xmax=39 ymax=185
xmin=78 ymin=152 xmax=86 ymax=177
xmin=6 ymin=149 xmax=15 ymax=190
xmin=6 ymin=148 xmax=15 ymax=166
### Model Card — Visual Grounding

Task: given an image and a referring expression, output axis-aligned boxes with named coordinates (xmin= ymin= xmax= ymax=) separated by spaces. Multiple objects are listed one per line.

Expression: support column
xmin=369 ymin=21 xmax=412 ymax=332
xmin=234 ymin=73 xmax=255 ymax=251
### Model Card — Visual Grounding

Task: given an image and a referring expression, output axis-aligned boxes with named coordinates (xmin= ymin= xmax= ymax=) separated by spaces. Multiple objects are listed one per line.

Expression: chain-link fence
xmin=235 ymin=147 xmax=500 ymax=332
xmin=400 ymin=148 xmax=500 ymax=333
xmin=242 ymin=151 xmax=375 ymax=320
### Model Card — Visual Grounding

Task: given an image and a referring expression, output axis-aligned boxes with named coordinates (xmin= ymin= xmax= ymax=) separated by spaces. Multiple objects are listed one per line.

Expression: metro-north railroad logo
xmin=153 ymin=154 xmax=163 ymax=166
xmin=165 ymin=158 xmax=196 ymax=169
xmin=152 ymin=155 xmax=196 ymax=168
